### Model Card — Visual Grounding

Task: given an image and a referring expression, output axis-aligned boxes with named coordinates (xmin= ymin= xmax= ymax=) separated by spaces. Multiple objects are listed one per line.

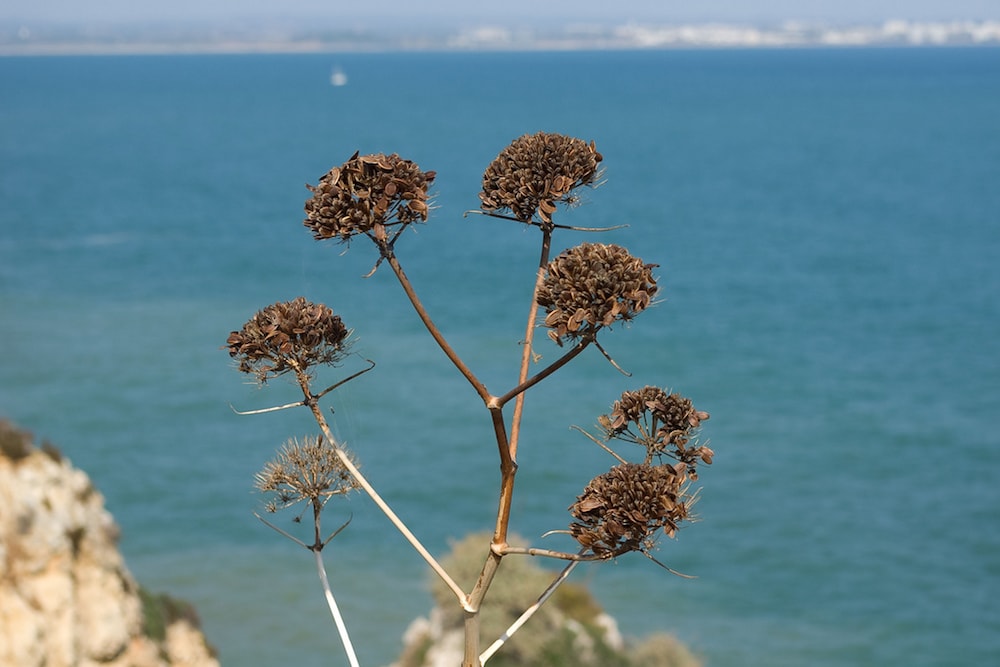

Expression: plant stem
xmin=293 ymin=367 xmax=468 ymax=606
xmin=508 ymin=229 xmax=552 ymax=458
xmin=459 ymin=409 xmax=513 ymax=664
xmin=462 ymin=609 xmax=482 ymax=667
xmin=314 ymin=548 xmax=361 ymax=667
xmin=384 ymin=250 xmax=490 ymax=404
xmin=496 ymin=338 xmax=591 ymax=408
xmin=498 ymin=545 xmax=599 ymax=561
xmin=480 ymin=559 xmax=580 ymax=665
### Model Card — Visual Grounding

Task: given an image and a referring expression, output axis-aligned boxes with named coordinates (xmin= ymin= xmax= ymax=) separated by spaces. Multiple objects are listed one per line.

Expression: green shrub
xmin=0 ymin=419 xmax=33 ymax=462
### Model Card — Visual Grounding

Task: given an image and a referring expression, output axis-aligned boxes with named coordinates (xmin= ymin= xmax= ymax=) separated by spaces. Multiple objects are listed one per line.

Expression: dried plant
xmin=480 ymin=131 xmax=603 ymax=225
xmin=599 ymin=386 xmax=713 ymax=472
xmin=536 ymin=242 xmax=658 ymax=346
xmin=569 ymin=462 xmax=692 ymax=559
xmin=225 ymin=133 xmax=715 ymax=667
xmin=226 ymin=297 xmax=350 ymax=383
xmin=255 ymin=435 xmax=359 ymax=515
xmin=304 ymin=151 xmax=436 ymax=244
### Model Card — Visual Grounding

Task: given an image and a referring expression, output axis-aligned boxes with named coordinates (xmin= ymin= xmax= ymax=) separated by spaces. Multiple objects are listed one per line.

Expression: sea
xmin=2 ymin=46 xmax=999 ymax=666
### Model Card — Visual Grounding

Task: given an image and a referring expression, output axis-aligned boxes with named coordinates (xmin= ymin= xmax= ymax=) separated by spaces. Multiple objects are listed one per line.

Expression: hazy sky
xmin=3 ymin=0 xmax=998 ymax=26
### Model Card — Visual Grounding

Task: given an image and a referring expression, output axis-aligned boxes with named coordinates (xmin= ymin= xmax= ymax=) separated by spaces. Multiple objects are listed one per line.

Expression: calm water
xmin=2 ymin=48 xmax=999 ymax=666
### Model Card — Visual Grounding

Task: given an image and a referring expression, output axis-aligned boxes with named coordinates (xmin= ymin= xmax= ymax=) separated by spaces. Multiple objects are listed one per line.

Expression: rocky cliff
xmin=0 ymin=420 xmax=220 ymax=667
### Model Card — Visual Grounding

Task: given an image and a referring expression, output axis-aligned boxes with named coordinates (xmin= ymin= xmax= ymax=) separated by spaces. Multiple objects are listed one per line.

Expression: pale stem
xmin=230 ymin=400 xmax=305 ymax=415
xmin=480 ymin=559 xmax=580 ymax=665
xmin=309 ymin=401 xmax=468 ymax=606
xmin=291 ymin=366 xmax=468 ymax=606
xmin=314 ymin=549 xmax=361 ymax=667
xmin=569 ymin=425 xmax=627 ymax=465
xmin=498 ymin=544 xmax=605 ymax=562
xmin=463 ymin=609 xmax=482 ymax=667
xmin=508 ymin=228 xmax=552 ymax=459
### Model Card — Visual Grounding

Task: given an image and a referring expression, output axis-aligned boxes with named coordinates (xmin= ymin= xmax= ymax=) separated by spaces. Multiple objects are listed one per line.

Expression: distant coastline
xmin=2 ymin=19 xmax=999 ymax=56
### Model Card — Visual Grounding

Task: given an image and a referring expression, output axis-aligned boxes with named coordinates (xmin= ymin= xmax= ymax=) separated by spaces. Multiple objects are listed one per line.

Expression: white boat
xmin=330 ymin=67 xmax=348 ymax=86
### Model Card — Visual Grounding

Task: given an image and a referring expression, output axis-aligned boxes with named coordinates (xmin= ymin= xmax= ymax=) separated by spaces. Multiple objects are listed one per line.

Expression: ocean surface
xmin=2 ymin=47 xmax=999 ymax=666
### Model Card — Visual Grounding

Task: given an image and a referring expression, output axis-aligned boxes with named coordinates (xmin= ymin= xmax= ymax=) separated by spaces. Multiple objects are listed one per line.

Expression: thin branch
xmin=480 ymin=558 xmax=581 ymax=665
xmin=254 ymin=512 xmax=310 ymax=549
xmin=315 ymin=359 xmax=376 ymax=400
xmin=361 ymin=256 xmax=384 ymax=278
xmin=322 ymin=515 xmax=354 ymax=548
xmin=314 ymin=549 xmax=362 ymax=667
xmin=289 ymin=367 xmax=468 ymax=607
xmin=594 ymin=338 xmax=632 ymax=376
xmin=508 ymin=228 xmax=551 ymax=459
xmin=569 ymin=425 xmax=627 ymax=465
xmin=325 ymin=425 xmax=467 ymax=605
xmin=496 ymin=338 xmax=591 ymax=408
xmin=231 ymin=359 xmax=375 ymax=415
xmin=498 ymin=544 xmax=606 ymax=562
xmin=502 ymin=543 xmax=697 ymax=579
xmin=383 ymin=251 xmax=491 ymax=404
xmin=256 ymin=510 xmax=361 ymax=665
xmin=230 ymin=400 xmax=305 ymax=415
xmin=642 ymin=552 xmax=698 ymax=579
xmin=463 ymin=209 xmax=628 ymax=232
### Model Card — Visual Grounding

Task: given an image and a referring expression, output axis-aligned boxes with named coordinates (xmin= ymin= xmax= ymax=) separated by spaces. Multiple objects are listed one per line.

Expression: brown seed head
xmin=226 ymin=297 xmax=349 ymax=383
xmin=304 ymin=152 xmax=435 ymax=243
xmin=569 ymin=462 xmax=691 ymax=558
xmin=479 ymin=132 xmax=602 ymax=224
xmin=602 ymin=386 xmax=711 ymax=470
xmin=536 ymin=243 xmax=657 ymax=346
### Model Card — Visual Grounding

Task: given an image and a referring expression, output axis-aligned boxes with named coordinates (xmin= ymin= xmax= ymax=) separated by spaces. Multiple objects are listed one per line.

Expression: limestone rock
xmin=0 ymin=420 xmax=219 ymax=667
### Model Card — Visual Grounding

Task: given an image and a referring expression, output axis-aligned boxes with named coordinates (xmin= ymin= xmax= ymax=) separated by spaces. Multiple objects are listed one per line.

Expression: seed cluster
xmin=479 ymin=132 xmax=602 ymax=224
xmin=304 ymin=152 xmax=436 ymax=243
xmin=601 ymin=386 xmax=713 ymax=470
xmin=255 ymin=436 xmax=359 ymax=513
xmin=569 ymin=462 xmax=691 ymax=559
xmin=536 ymin=243 xmax=657 ymax=345
xmin=226 ymin=297 xmax=349 ymax=383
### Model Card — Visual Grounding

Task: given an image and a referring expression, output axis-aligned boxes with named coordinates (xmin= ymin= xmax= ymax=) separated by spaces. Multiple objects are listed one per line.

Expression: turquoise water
xmin=2 ymin=48 xmax=999 ymax=666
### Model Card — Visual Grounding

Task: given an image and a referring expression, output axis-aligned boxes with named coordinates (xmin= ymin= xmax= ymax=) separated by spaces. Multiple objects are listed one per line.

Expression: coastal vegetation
xmin=225 ymin=132 xmax=713 ymax=665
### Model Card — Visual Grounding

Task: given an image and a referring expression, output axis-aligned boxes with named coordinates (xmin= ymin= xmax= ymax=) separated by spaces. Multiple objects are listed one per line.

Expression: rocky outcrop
xmin=0 ymin=420 xmax=219 ymax=667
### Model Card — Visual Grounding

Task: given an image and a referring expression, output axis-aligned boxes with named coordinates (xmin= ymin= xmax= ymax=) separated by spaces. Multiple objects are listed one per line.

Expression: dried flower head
xmin=304 ymin=152 xmax=436 ymax=243
xmin=537 ymin=243 xmax=658 ymax=346
xmin=600 ymin=386 xmax=713 ymax=472
xmin=479 ymin=132 xmax=602 ymax=224
xmin=569 ymin=462 xmax=692 ymax=559
xmin=227 ymin=297 xmax=350 ymax=383
xmin=255 ymin=435 xmax=359 ymax=513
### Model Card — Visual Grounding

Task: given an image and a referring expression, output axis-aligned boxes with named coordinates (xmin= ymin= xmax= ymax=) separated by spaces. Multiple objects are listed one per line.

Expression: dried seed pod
xmin=602 ymin=386 xmax=711 ymax=470
xmin=255 ymin=435 xmax=360 ymax=512
xmin=536 ymin=243 xmax=657 ymax=345
xmin=304 ymin=152 xmax=435 ymax=243
xmin=569 ymin=462 xmax=691 ymax=558
xmin=226 ymin=297 xmax=350 ymax=383
xmin=479 ymin=132 xmax=602 ymax=224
